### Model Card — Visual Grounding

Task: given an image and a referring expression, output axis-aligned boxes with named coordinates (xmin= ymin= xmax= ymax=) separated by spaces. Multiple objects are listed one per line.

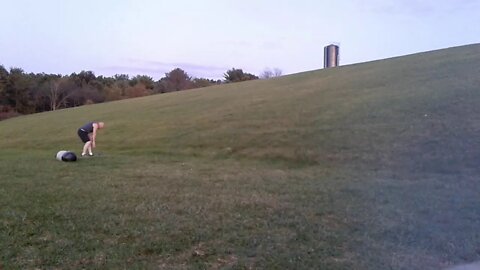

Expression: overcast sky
xmin=1 ymin=0 xmax=479 ymax=79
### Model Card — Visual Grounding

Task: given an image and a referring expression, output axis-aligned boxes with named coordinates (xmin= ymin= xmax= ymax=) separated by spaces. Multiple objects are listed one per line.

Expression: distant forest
xmin=0 ymin=65 xmax=281 ymax=120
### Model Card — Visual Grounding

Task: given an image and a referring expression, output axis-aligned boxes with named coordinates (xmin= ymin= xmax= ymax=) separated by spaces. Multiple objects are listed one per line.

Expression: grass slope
xmin=1 ymin=44 xmax=480 ymax=269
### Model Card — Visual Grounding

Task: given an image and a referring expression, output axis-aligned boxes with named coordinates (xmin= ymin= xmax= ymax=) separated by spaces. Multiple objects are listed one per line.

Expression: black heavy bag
xmin=56 ymin=150 xmax=77 ymax=162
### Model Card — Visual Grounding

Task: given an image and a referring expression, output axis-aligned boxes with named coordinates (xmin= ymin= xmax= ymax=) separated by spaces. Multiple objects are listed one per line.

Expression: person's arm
xmin=91 ymin=123 xmax=98 ymax=148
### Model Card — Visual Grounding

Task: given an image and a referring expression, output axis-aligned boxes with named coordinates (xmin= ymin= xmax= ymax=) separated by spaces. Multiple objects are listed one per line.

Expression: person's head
xmin=98 ymin=122 xmax=105 ymax=129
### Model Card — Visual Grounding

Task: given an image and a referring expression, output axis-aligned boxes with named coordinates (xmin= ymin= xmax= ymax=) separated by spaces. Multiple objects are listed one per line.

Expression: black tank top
xmin=80 ymin=122 xmax=94 ymax=133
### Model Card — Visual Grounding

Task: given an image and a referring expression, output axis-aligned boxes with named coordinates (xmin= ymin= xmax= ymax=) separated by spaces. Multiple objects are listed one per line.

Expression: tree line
xmin=0 ymin=65 xmax=281 ymax=120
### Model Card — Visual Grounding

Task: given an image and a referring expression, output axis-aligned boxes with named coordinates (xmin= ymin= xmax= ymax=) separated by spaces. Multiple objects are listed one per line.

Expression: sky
xmin=1 ymin=0 xmax=479 ymax=80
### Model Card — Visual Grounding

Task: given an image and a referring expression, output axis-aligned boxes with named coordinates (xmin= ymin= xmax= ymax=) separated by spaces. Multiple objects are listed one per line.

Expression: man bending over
xmin=77 ymin=121 xmax=105 ymax=156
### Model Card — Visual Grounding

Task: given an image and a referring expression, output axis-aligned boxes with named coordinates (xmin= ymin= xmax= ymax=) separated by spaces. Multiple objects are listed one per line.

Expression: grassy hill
xmin=1 ymin=44 xmax=480 ymax=269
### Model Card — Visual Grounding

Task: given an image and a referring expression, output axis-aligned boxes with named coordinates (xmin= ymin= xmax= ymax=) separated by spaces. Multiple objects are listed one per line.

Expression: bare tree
xmin=48 ymin=77 xmax=74 ymax=110
xmin=260 ymin=68 xmax=283 ymax=79
xmin=260 ymin=69 xmax=274 ymax=79
xmin=273 ymin=68 xmax=283 ymax=77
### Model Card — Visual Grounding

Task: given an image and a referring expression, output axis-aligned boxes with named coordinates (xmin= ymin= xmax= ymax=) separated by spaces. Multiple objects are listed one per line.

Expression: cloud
xmin=354 ymin=0 xmax=480 ymax=16
xmin=99 ymin=59 xmax=229 ymax=80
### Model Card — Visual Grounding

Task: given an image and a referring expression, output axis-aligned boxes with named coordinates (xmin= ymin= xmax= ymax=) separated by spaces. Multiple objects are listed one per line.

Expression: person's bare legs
xmin=88 ymin=143 xmax=93 ymax=155
xmin=82 ymin=141 xmax=92 ymax=156
xmin=86 ymin=133 xmax=93 ymax=156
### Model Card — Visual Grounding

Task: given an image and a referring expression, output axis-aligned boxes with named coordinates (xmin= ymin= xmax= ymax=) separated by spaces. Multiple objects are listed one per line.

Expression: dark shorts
xmin=77 ymin=129 xmax=90 ymax=143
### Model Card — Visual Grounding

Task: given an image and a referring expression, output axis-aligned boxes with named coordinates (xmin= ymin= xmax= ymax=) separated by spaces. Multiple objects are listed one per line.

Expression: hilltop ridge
xmin=2 ymin=43 xmax=480 ymax=172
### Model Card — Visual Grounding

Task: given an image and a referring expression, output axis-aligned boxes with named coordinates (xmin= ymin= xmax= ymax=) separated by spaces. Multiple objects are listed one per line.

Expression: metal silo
xmin=324 ymin=44 xmax=339 ymax=68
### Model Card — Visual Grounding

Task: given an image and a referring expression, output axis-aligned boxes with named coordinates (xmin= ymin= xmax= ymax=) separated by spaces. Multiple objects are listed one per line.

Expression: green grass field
xmin=1 ymin=44 xmax=480 ymax=269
